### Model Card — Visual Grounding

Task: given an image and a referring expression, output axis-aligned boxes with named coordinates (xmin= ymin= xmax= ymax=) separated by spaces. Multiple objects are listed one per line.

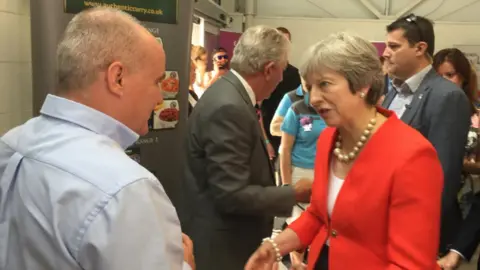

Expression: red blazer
xmin=289 ymin=109 xmax=443 ymax=270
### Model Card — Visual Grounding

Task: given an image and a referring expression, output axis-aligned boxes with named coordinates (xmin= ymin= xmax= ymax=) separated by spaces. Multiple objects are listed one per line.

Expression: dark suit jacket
xmin=184 ymin=71 xmax=296 ymax=270
xmin=451 ymin=192 xmax=480 ymax=267
xmin=382 ymin=68 xmax=471 ymax=254
xmin=261 ymin=63 xmax=301 ymax=153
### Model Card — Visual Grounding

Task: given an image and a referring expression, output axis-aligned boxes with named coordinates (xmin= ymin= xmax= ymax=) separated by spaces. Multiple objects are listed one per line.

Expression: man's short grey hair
xmin=56 ymin=7 xmax=145 ymax=93
xmin=230 ymin=25 xmax=290 ymax=75
xmin=300 ymin=32 xmax=384 ymax=105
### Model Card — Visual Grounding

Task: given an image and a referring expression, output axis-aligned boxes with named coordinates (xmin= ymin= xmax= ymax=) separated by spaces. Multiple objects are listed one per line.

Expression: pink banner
xmin=219 ymin=30 xmax=242 ymax=60
xmin=372 ymin=42 xmax=386 ymax=56
xmin=204 ymin=31 xmax=219 ymax=70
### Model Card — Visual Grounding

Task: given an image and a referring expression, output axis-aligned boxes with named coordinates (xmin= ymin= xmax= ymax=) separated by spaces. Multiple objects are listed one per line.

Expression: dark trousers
xmin=313 ymin=245 xmax=329 ymax=270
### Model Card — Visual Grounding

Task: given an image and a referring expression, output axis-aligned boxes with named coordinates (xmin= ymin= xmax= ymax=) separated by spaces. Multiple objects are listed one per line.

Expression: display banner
xmin=219 ymin=30 xmax=242 ymax=61
xmin=64 ymin=0 xmax=178 ymax=24
xmin=372 ymin=42 xmax=386 ymax=56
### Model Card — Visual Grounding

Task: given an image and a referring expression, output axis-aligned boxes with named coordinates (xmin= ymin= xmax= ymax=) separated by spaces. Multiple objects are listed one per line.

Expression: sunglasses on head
xmin=215 ymin=55 xmax=229 ymax=60
xmin=405 ymin=14 xmax=425 ymax=46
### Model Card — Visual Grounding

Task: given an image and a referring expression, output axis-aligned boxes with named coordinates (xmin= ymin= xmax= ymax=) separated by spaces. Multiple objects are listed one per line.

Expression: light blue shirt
xmin=275 ymin=85 xmax=305 ymax=118
xmin=281 ymin=95 xmax=326 ymax=169
xmin=0 ymin=94 xmax=190 ymax=270
xmin=389 ymin=65 xmax=432 ymax=118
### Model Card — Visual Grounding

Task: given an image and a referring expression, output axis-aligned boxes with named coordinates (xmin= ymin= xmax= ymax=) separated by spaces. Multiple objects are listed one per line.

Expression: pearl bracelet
xmin=262 ymin=237 xmax=282 ymax=262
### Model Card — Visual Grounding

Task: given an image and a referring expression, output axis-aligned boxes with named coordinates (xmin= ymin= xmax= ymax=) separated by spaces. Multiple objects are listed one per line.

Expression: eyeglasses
xmin=215 ymin=55 xmax=229 ymax=60
xmin=405 ymin=13 xmax=425 ymax=45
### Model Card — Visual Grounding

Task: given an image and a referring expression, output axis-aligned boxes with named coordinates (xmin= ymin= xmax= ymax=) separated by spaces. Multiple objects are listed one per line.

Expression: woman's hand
xmin=437 ymin=251 xmax=462 ymax=270
xmin=244 ymin=242 xmax=277 ymax=270
xmin=182 ymin=233 xmax=195 ymax=270
xmin=246 ymin=229 xmax=303 ymax=270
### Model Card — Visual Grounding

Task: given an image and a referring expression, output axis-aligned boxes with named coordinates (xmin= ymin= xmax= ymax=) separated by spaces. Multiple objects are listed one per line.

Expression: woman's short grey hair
xmin=300 ymin=32 xmax=384 ymax=105
xmin=56 ymin=7 xmax=144 ymax=94
xmin=230 ymin=25 xmax=290 ymax=75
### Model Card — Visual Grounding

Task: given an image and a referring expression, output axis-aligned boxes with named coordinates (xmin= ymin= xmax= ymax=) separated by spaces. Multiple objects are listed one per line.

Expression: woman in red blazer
xmin=245 ymin=32 xmax=443 ymax=270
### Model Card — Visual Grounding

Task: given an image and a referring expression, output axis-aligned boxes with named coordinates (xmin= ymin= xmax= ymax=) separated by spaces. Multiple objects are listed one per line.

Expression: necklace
xmin=333 ymin=114 xmax=377 ymax=163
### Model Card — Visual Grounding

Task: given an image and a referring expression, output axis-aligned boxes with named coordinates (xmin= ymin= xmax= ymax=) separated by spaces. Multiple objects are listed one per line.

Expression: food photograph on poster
xmin=160 ymin=71 xmax=180 ymax=99
xmin=153 ymin=100 xmax=180 ymax=130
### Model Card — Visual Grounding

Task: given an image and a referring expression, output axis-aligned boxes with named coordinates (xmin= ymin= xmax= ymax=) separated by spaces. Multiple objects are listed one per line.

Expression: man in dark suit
xmin=184 ymin=25 xmax=312 ymax=270
xmin=260 ymin=27 xmax=301 ymax=158
xmin=437 ymin=191 xmax=480 ymax=269
xmin=382 ymin=14 xmax=471 ymax=257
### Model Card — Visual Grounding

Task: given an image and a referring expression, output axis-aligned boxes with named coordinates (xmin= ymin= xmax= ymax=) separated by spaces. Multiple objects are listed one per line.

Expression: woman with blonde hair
xmin=245 ymin=32 xmax=443 ymax=270
xmin=191 ymin=45 xmax=208 ymax=98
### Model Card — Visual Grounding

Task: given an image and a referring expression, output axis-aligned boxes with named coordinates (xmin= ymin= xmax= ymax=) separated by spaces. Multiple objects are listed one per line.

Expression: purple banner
xmin=204 ymin=31 xmax=219 ymax=70
xmin=219 ymin=30 xmax=242 ymax=61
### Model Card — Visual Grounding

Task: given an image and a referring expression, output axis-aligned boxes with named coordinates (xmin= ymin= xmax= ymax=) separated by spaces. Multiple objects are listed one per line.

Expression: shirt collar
xmin=230 ymin=69 xmax=256 ymax=105
xmin=392 ymin=65 xmax=432 ymax=94
xmin=40 ymin=94 xmax=139 ymax=149
xmin=295 ymin=85 xmax=304 ymax=96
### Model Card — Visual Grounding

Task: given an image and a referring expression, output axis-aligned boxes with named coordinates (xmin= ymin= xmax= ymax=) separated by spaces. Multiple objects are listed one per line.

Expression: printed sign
xmin=160 ymin=71 xmax=180 ymax=99
xmin=64 ymin=0 xmax=178 ymax=24
xmin=153 ymin=100 xmax=179 ymax=130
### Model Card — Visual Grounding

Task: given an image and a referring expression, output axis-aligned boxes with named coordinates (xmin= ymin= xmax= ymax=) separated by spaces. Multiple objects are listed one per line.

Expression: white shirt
xmin=327 ymin=168 xmax=345 ymax=217
xmin=326 ymin=164 xmax=345 ymax=246
xmin=230 ymin=69 xmax=256 ymax=105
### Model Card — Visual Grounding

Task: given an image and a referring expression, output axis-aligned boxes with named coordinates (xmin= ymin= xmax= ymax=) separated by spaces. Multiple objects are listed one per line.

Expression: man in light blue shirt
xmin=0 ymin=7 xmax=194 ymax=270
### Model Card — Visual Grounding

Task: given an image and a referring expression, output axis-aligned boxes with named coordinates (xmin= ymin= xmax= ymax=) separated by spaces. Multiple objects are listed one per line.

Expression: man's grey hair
xmin=56 ymin=7 xmax=146 ymax=94
xmin=300 ymin=32 xmax=384 ymax=105
xmin=230 ymin=25 xmax=290 ymax=75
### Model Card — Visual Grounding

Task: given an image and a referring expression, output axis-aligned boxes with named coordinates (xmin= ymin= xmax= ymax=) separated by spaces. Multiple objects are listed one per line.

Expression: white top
xmin=230 ymin=69 xmax=256 ymax=105
xmin=192 ymin=83 xmax=205 ymax=99
xmin=327 ymin=167 xmax=345 ymax=217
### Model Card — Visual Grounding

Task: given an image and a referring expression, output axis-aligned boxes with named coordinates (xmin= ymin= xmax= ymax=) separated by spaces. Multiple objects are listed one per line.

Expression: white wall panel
xmin=255 ymin=0 xmax=480 ymax=22
xmin=253 ymin=16 xmax=480 ymax=67
xmin=0 ymin=0 xmax=31 ymax=134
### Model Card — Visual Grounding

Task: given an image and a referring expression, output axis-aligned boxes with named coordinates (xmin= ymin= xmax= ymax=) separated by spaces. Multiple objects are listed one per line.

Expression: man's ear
xmin=106 ymin=61 xmax=125 ymax=97
xmin=416 ymin=41 xmax=428 ymax=57
xmin=263 ymin=61 xmax=275 ymax=80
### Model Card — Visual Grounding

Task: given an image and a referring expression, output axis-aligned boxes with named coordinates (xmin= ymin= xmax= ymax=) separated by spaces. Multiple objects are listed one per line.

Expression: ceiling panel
xmin=307 ymin=0 xmax=377 ymax=18
xmin=254 ymin=0 xmax=480 ymax=22
xmin=440 ymin=0 xmax=480 ymax=21
xmin=389 ymin=0 xmax=424 ymax=16
xmin=256 ymin=0 xmax=334 ymax=17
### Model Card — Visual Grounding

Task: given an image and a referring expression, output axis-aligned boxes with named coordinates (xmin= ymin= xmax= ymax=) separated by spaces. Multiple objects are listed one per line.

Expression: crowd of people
xmin=1 ymin=6 xmax=480 ymax=270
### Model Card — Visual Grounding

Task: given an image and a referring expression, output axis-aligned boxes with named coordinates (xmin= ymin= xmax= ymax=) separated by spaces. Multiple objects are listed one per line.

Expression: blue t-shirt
xmin=281 ymin=96 xmax=326 ymax=169
xmin=274 ymin=85 xmax=305 ymax=117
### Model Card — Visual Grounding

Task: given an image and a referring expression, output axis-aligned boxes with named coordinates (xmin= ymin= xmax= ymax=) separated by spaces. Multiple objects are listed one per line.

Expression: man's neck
xmin=238 ymin=71 xmax=262 ymax=102
xmin=401 ymin=60 xmax=430 ymax=81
